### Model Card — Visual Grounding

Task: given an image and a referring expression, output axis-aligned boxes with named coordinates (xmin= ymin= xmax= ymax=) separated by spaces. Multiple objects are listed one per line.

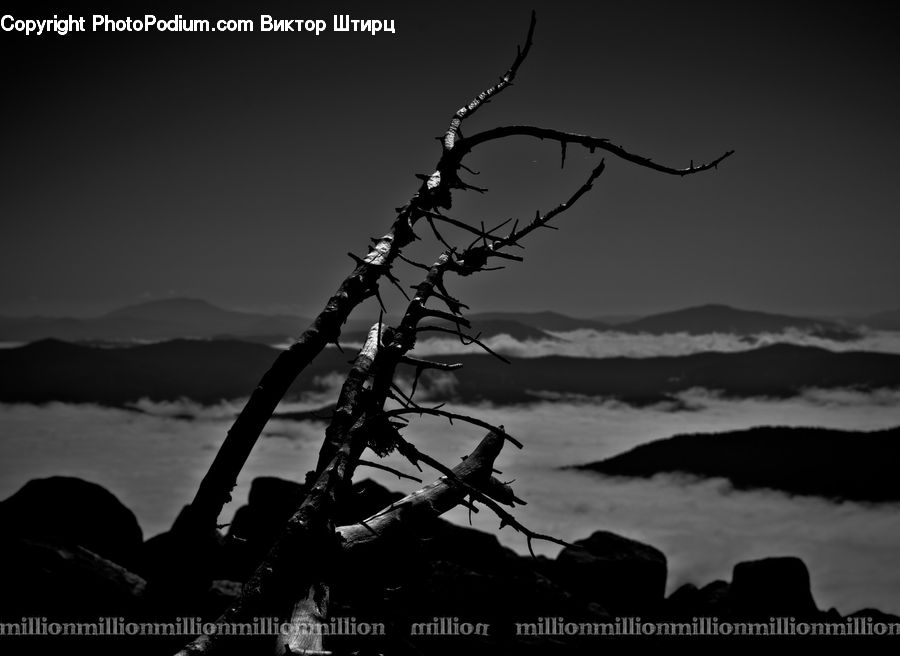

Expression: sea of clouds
xmin=1 ymin=383 xmax=899 ymax=614
xmin=405 ymin=328 xmax=900 ymax=359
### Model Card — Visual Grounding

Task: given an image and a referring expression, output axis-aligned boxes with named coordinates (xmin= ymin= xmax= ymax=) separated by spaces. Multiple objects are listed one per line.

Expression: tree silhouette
xmin=174 ymin=12 xmax=732 ymax=655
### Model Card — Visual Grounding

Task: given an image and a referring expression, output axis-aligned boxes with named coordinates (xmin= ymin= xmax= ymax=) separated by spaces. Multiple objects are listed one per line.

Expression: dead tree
xmin=174 ymin=11 xmax=732 ymax=655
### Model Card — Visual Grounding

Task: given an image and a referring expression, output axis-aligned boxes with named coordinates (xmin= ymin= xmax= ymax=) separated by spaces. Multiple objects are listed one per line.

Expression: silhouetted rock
xmin=729 ymin=557 xmax=819 ymax=619
xmin=0 ymin=476 xmax=143 ymax=568
xmin=555 ymin=531 xmax=667 ymax=616
xmin=343 ymin=523 xmax=608 ymax=654
xmin=5 ymin=475 xmax=899 ymax=653
xmin=0 ymin=538 xmax=146 ymax=620
xmin=665 ymin=580 xmax=732 ymax=618
xmin=222 ymin=476 xmax=308 ymax=580
xmin=202 ymin=579 xmax=243 ymax=619
xmin=330 ymin=490 xmax=608 ymax=651
xmin=396 ymin=558 xmax=607 ymax=642
xmin=228 ymin=476 xmax=308 ymax=540
xmin=418 ymin=521 xmax=520 ymax=574
xmin=848 ymin=608 xmax=900 ymax=622
xmin=137 ymin=521 xmax=227 ymax=613
xmin=665 ymin=583 xmax=700 ymax=618
xmin=699 ymin=580 xmax=731 ymax=614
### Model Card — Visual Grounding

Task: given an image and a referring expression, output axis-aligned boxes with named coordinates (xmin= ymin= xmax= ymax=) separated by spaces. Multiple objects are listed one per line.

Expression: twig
xmin=398 ymin=355 xmax=463 ymax=372
xmin=396 ymin=253 xmax=432 ymax=272
xmin=461 ymin=125 xmax=734 ymax=177
xmin=357 ymin=459 xmax=423 ymax=483
xmin=391 ymin=433 xmax=573 ymax=556
xmin=385 ymin=407 xmax=524 ymax=449
xmin=416 ymin=326 xmax=511 ymax=364
xmin=442 ymin=11 xmax=536 ymax=152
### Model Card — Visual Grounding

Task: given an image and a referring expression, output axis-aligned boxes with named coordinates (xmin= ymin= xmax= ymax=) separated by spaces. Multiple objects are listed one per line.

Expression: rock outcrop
xmin=0 ymin=476 xmax=143 ymax=568
xmin=553 ymin=530 xmax=668 ymax=616
xmin=1 ymin=475 xmax=898 ymax=655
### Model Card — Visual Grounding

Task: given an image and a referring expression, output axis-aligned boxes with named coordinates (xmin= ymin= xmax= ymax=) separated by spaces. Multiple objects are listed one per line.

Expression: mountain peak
xmin=692 ymin=303 xmax=739 ymax=311
xmin=104 ymin=297 xmax=221 ymax=317
xmin=617 ymin=304 xmax=859 ymax=339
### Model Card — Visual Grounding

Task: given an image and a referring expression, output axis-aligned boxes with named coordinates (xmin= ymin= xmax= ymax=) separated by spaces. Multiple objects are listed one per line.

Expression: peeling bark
xmin=338 ymin=431 xmax=506 ymax=550
xmin=276 ymin=582 xmax=330 ymax=655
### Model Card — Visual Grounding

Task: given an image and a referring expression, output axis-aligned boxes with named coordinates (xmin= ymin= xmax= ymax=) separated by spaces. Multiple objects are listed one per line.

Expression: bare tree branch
xmin=398 ymin=355 xmax=463 ymax=372
xmin=178 ymin=14 xmax=542 ymax=536
xmin=385 ymin=406 xmax=524 ymax=449
xmin=389 ymin=432 xmax=574 ymax=556
xmin=338 ymin=431 xmax=506 ymax=549
xmin=486 ymin=160 xmax=607 ymax=251
xmin=441 ymin=11 xmax=536 ymax=153
xmin=176 ymin=429 xmax=507 ymax=656
xmin=460 ymin=125 xmax=734 ymax=176
xmin=313 ymin=323 xmax=385 ymax=474
xmin=174 ymin=11 xmax=734 ymax=654
xmin=176 ymin=411 xmax=370 ymax=656
xmin=357 ymin=459 xmax=423 ymax=483
xmin=415 ymin=326 xmax=512 ymax=363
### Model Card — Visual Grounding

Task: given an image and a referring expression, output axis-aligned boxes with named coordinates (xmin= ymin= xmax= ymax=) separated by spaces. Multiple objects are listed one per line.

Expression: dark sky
xmin=2 ymin=0 xmax=898 ymax=319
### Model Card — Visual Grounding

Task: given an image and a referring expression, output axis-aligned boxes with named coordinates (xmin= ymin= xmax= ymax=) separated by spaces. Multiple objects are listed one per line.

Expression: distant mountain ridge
xmin=2 ymin=339 xmax=899 ymax=407
xmin=862 ymin=309 xmax=900 ymax=331
xmin=0 ymin=299 xmax=883 ymax=343
xmin=0 ymin=298 xmax=309 ymax=342
xmin=571 ymin=425 xmax=900 ymax=503
xmin=466 ymin=311 xmax=611 ymax=332
xmin=613 ymin=303 xmax=860 ymax=340
xmin=470 ymin=304 xmax=862 ymax=340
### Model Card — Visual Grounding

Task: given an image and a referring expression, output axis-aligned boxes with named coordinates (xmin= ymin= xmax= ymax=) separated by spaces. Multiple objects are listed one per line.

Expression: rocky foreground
xmin=0 ymin=476 xmax=897 ymax=654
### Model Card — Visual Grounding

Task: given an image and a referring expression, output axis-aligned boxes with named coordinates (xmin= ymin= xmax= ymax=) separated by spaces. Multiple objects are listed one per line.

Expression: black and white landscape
xmin=2 ymin=0 xmax=899 ymax=651
xmin=2 ymin=303 xmax=899 ymax=620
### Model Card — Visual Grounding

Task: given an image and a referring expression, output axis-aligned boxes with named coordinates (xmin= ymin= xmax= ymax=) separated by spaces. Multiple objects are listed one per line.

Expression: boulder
xmin=729 ymin=557 xmax=819 ymax=619
xmin=223 ymin=476 xmax=308 ymax=578
xmin=228 ymin=475 xmax=308 ymax=539
xmin=387 ymin=558 xmax=608 ymax=648
xmin=665 ymin=580 xmax=731 ymax=619
xmin=554 ymin=530 xmax=667 ymax=616
xmin=202 ymin=579 xmax=243 ymax=619
xmin=0 ymin=537 xmax=146 ymax=620
xmin=665 ymin=583 xmax=699 ymax=619
xmin=698 ymin=580 xmax=731 ymax=615
xmin=0 ymin=477 xmax=143 ymax=568
xmin=848 ymin=608 xmax=900 ymax=622
xmin=137 ymin=523 xmax=227 ymax=612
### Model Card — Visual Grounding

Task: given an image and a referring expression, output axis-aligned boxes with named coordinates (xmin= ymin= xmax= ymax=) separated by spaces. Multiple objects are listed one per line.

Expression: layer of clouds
xmin=0 ymin=384 xmax=347 ymax=544
xmin=7 ymin=329 xmax=900 ymax=359
xmin=407 ymin=329 xmax=900 ymax=359
xmin=128 ymin=372 xmax=346 ymax=420
xmin=1 ymin=387 xmax=899 ymax=614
